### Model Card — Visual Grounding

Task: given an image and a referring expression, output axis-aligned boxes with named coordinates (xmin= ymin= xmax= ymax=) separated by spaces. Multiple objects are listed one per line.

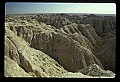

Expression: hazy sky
xmin=5 ymin=2 xmax=116 ymax=14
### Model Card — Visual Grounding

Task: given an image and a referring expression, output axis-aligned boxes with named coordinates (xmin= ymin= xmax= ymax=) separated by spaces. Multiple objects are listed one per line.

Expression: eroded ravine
xmin=4 ymin=14 xmax=116 ymax=77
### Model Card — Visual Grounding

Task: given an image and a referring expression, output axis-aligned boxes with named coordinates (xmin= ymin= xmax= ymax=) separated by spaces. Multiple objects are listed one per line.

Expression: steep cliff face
xmin=4 ymin=14 xmax=116 ymax=77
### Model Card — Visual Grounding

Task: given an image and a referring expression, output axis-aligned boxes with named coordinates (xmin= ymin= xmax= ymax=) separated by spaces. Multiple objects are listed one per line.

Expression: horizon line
xmin=5 ymin=12 xmax=116 ymax=15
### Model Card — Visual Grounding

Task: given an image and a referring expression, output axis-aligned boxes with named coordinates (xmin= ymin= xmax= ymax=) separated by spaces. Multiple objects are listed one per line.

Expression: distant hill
xmin=67 ymin=13 xmax=116 ymax=17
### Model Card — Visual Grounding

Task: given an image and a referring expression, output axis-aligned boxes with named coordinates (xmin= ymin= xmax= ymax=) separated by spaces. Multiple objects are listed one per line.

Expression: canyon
xmin=4 ymin=13 xmax=116 ymax=78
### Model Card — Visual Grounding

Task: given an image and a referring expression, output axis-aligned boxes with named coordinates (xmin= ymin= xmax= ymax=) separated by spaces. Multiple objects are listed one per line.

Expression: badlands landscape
xmin=4 ymin=13 xmax=116 ymax=78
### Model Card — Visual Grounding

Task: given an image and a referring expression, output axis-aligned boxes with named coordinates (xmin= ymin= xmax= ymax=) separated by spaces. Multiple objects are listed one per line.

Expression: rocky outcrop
xmin=5 ymin=28 xmax=67 ymax=77
xmin=4 ymin=55 xmax=32 ymax=77
xmin=4 ymin=14 xmax=116 ymax=77
xmin=36 ymin=14 xmax=72 ymax=28
xmin=36 ymin=14 xmax=116 ymax=36
xmin=78 ymin=64 xmax=115 ymax=77
xmin=5 ymin=15 xmax=103 ymax=72
xmin=6 ymin=14 xmax=102 ymax=71
xmin=7 ymin=14 xmax=116 ymax=36
xmin=58 ymin=72 xmax=115 ymax=78
xmin=4 ymin=24 xmax=114 ymax=78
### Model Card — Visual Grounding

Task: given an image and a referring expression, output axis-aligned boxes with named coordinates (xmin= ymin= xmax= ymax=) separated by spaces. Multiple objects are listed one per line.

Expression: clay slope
xmin=81 ymin=14 xmax=116 ymax=35
xmin=60 ymin=23 xmax=102 ymax=47
xmin=93 ymin=30 xmax=116 ymax=72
